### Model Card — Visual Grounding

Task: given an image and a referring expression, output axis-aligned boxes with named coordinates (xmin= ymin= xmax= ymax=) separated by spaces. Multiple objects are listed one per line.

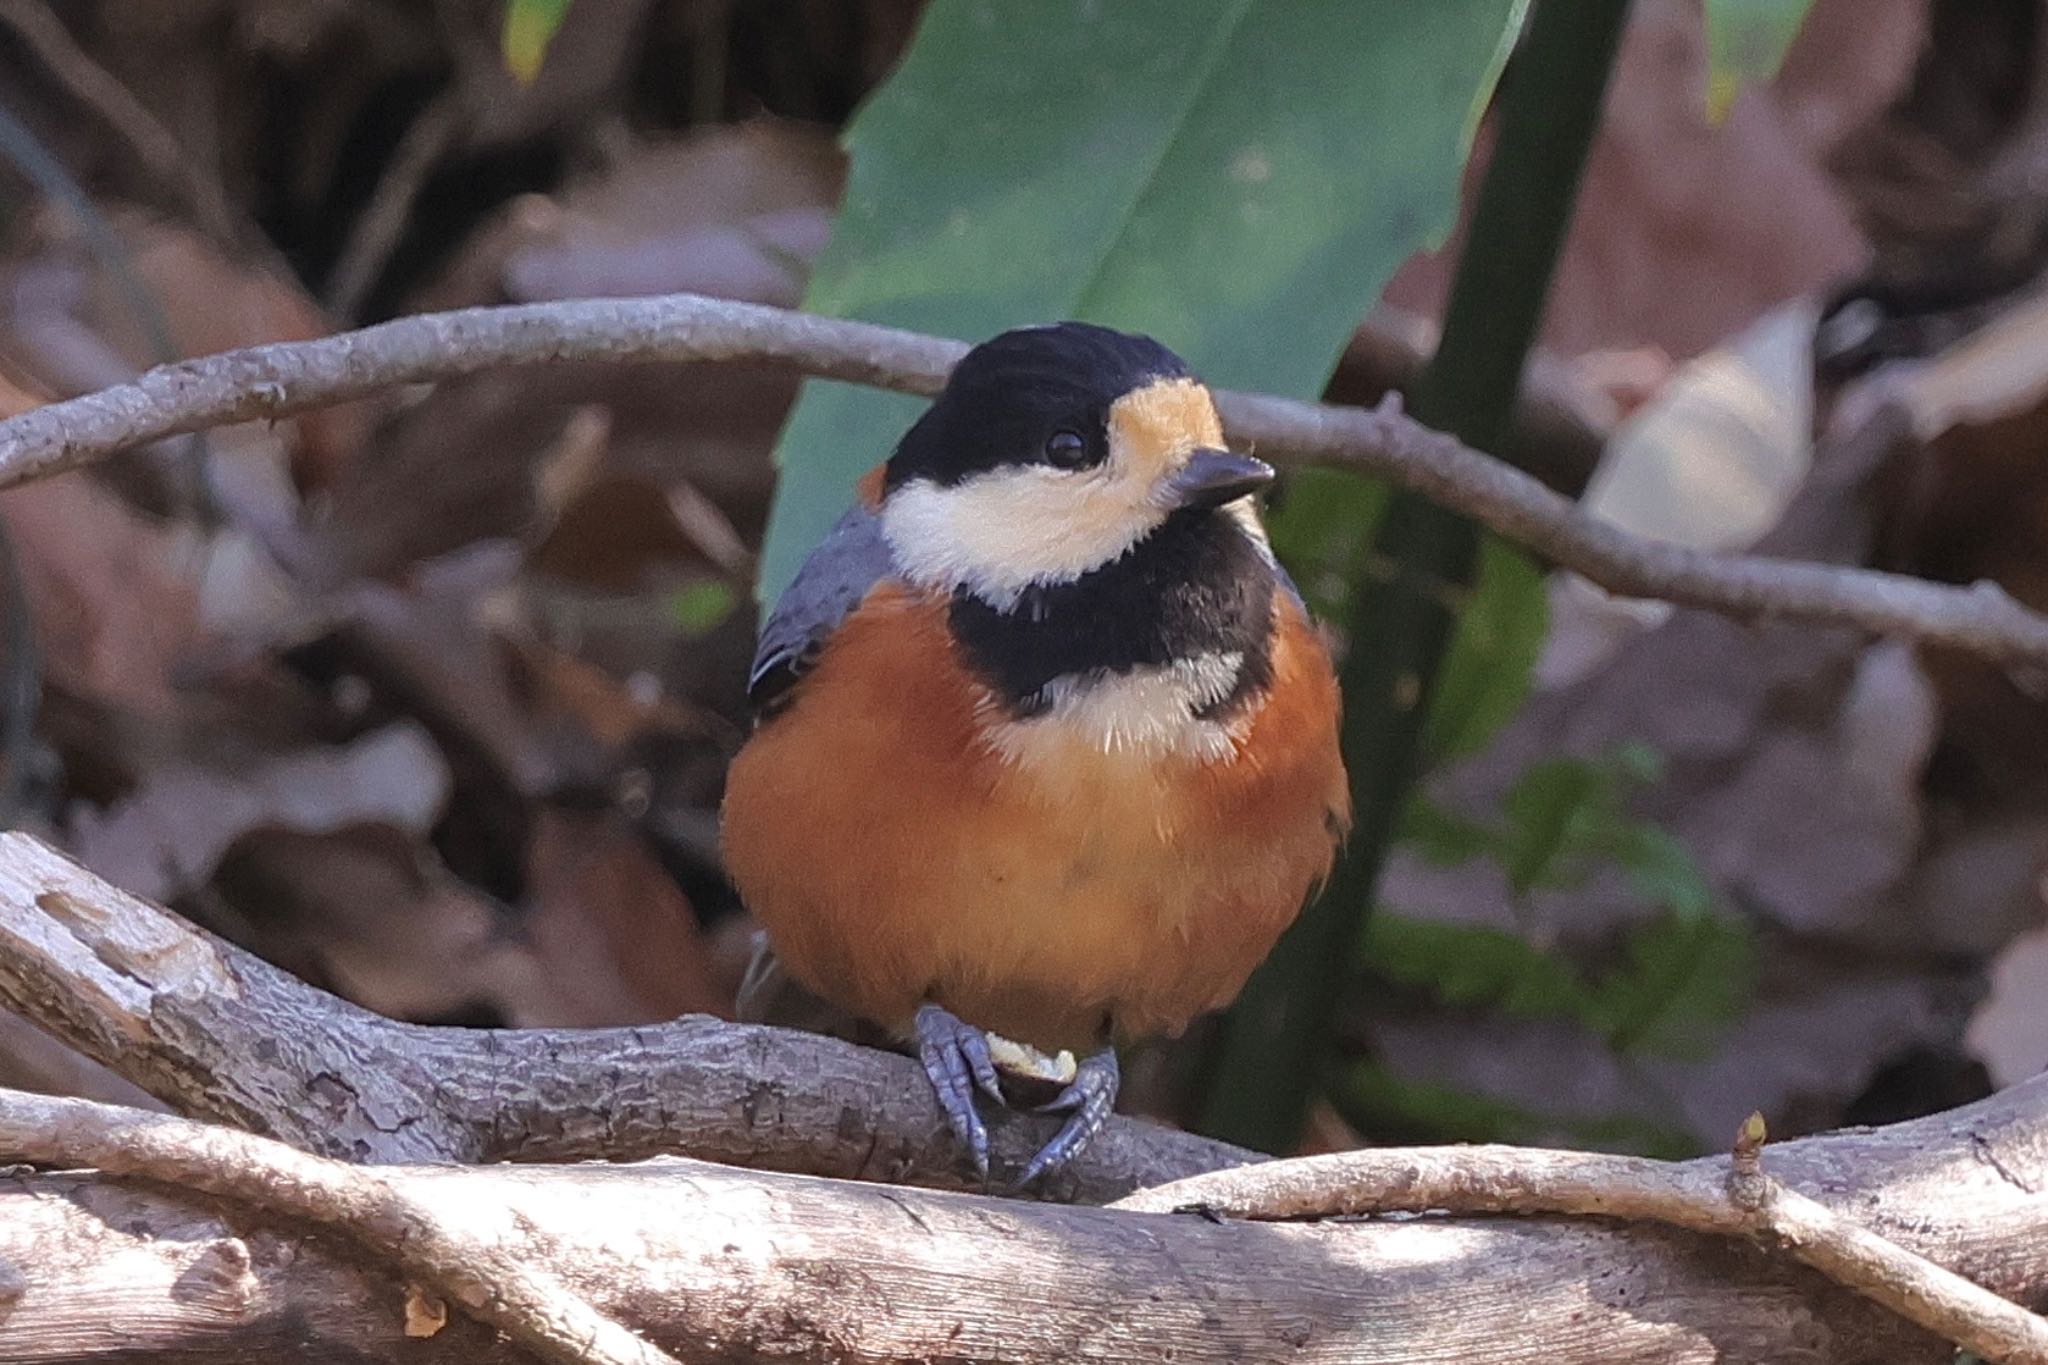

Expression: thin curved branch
xmin=0 ymin=293 xmax=2044 ymax=666
xmin=0 ymin=0 xmax=239 ymax=241
xmin=0 ymin=1087 xmax=679 ymax=1365
xmin=324 ymin=91 xmax=466 ymax=320
xmin=0 ymin=831 xmax=1246 ymax=1201
xmin=0 ymin=294 xmax=962 ymax=489
xmin=1113 ymin=1128 xmax=2048 ymax=1365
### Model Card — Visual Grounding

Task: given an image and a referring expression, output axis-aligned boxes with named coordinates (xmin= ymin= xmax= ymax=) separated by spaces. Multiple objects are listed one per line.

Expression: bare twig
xmin=0 ymin=292 xmax=2040 ymax=666
xmin=0 ymin=0 xmax=238 ymax=241
xmin=326 ymin=91 xmax=467 ymax=320
xmin=0 ymin=1087 xmax=680 ymax=1365
xmin=1113 ymin=1119 xmax=2048 ymax=1365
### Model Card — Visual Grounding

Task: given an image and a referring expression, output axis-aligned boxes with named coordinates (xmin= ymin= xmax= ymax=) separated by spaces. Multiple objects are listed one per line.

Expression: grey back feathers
xmin=747 ymin=501 xmax=897 ymax=716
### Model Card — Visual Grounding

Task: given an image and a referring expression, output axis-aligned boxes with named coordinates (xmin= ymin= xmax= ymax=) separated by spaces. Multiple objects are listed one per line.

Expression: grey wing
xmin=1270 ymin=555 xmax=1308 ymax=611
xmin=1244 ymin=527 xmax=1308 ymax=611
xmin=747 ymin=501 xmax=897 ymax=715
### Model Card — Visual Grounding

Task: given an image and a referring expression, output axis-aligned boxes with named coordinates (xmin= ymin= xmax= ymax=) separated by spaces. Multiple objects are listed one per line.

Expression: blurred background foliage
xmin=0 ymin=0 xmax=2042 ymax=1160
xmin=757 ymin=0 xmax=1524 ymax=601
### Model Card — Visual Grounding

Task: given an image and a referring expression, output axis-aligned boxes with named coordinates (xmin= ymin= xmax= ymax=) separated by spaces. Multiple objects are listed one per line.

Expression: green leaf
xmin=1363 ymin=913 xmax=1589 ymax=1018
xmin=1381 ymin=742 xmax=1756 ymax=1059
xmin=1704 ymin=0 xmax=1816 ymax=121
xmin=1494 ymin=748 xmax=1684 ymax=896
xmin=1367 ymin=905 xmax=1756 ymax=1062
xmin=1422 ymin=536 xmax=1547 ymax=762
xmin=1263 ymin=467 xmax=1389 ymax=621
xmin=1336 ymin=1062 xmax=1537 ymax=1144
xmin=758 ymin=0 xmax=1527 ymax=601
xmin=667 ymin=579 xmax=739 ymax=638
xmin=502 ymin=0 xmax=573 ymax=83
xmin=1397 ymin=795 xmax=1499 ymax=868
xmin=1608 ymin=824 xmax=1716 ymax=920
xmin=1498 ymin=756 xmax=1611 ymax=894
xmin=1586 ymin=911 xmax=1757 ymax=1058
xmin=1335 ymin=1062 xmax=1700 ymax=1156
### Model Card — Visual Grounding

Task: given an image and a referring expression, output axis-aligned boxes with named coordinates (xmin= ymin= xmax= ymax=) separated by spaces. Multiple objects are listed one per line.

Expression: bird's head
xmin=879 ymin=322 xmax=1273 ymax=608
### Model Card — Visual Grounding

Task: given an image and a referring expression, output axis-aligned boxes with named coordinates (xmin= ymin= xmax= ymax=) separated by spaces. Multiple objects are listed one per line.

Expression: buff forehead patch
xmin=1108 ymin=378 xmax=1224 ymax=482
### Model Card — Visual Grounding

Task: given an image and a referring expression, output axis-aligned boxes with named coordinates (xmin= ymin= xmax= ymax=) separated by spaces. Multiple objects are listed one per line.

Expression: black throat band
xmin=947 ymin=510 xmax=1278 ymax=720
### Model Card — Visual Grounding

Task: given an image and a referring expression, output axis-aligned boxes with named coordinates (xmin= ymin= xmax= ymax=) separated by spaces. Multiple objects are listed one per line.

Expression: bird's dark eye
xmin=1044 ymin=429 xmax=1090 ymax=469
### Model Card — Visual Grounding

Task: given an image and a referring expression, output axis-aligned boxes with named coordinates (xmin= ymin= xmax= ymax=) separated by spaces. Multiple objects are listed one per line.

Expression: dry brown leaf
xmin=1967 ymin=922 xmax=2048 ymax=1088
xmin=1771 ymin=0 xmax=1929 ymax=158
xmin=1374 ymin=402 xmax=1964 ymax=1147
xmin=69 ymin=722 xmax=451 ymax=904
xmin=524 ymin=807 xmax=728 ymax=1024
xmin=528 ymin=473 xmax=729 ymax=590
xmin=1383 ymin=0 xmax=1869 ymax=362
xmin=349 ymin=122 xmax=844 ymax=573
xmin=1370 ymin=953 xmax=1977 ymax=1149
xmin=507 ymin=636 xmax=704 ymax=752
xmin=205 ymin=825 xmax=537 ymax=1025
xmin=418 ymin=123 xmax=842 ymax=314
xmin=1897 ymin=285 xmax=2048 ymax=440
xmin=303 ymin=355 xmax=790 ymax=585
xmin=0 ymin=368 xmax=46 ymax=419
xmin=0 ymin=1010 xmax=162 ymax=1110
xmin=333 ymin=570 xmax=567 ymax=799
xmin=0 ymin=207 xmax=369 ymax=492
xmin=402 ymin=1286 xmax=449 ymax=1339
xmin=1575 ymin=301 xmax=1818 ymax=553
xmin=1870 ymin=287 xmax=2048 ymax=798
xmin=0 ymin=476 xmax=201 ymax=716
xmin=1890 ymin=814 xmax=2048 ymax=958
xmin=200 ymin=812 xmax=720 ymax=1029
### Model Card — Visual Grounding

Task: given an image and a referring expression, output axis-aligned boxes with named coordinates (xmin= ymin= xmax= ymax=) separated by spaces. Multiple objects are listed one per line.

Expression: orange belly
xmin=720 ymin=583 xmax=1348 ymax=1053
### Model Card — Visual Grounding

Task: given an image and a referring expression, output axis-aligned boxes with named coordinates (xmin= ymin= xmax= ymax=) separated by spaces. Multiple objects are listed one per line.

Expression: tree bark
xmin=0 ymin=832 xmax=1240 ymax=1203
xmin=3 ymin=1134 xmax=2040 ymax=1365
xmin=0 ymin=834 xmax=2045 ymax=1363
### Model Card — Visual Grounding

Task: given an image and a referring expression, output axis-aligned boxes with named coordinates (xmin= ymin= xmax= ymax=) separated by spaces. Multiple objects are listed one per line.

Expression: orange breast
xmin=719 ymin=583 xmax=1348 ymax=1053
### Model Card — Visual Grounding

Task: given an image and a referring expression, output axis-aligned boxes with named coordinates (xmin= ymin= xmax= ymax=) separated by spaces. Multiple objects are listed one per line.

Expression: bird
xmin=721 ymin=321 xmax=1348 ymax=1184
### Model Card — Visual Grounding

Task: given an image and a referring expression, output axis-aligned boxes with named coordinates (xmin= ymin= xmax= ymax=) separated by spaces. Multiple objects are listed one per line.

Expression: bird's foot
xmin=1019 ymin=1046 xmax=1119 ymax=1187
xmin=913 ymin=1003 xmax=1003 ymax=1178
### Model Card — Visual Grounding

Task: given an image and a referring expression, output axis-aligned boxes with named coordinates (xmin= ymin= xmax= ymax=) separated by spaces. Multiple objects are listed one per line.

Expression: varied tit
xmin=721 ymin=322 xmax=1349 ymax=1183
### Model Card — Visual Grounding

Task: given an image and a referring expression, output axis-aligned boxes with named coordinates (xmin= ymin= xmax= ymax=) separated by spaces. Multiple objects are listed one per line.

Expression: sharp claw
xmin=914 ymin=1009 xmax=1119 ymax=1184
xmin=960 ymin=1029 xmax=1004 ymax=1103
xmin=1034 ymin=1082 xmax=1082 ymax=1114
xmin=913 ymin=1004 xmax=994 ymax=1176
xmin=1032 ymin=1080 xmax=1097 ymax=1121
xmin=966 ymin=1114 xmax=989 ymax=1177
xmin=1019 ymin=1048 xmax=1119 ymax=1187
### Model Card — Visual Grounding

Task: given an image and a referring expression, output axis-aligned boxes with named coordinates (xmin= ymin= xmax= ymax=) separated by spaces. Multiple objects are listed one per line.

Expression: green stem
xmin=1199 ymin=0 xmax=1635 ymax=1152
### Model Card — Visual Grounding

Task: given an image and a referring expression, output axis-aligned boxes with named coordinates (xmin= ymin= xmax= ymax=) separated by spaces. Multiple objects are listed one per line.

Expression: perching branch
xmin=0 ymin=831 xmax=1242 ymax=1201
xmin=1 ymin=835 xmax=2046 ymax=1364
xmin=0 ymin=1088 xmax=680 ymax=1365
xmin=0 ymin=292 xmax=2044 ymax=666
xmin=1114 ymin=1118 xmax=2048 ymax=1365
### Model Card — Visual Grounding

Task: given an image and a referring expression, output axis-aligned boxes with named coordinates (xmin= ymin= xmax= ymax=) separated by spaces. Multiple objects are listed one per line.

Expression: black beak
xmin=1163 ymin=448 xmax=1269 ymax=511
xmin=1165 ymin=448 xmax=1275 ymax=511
